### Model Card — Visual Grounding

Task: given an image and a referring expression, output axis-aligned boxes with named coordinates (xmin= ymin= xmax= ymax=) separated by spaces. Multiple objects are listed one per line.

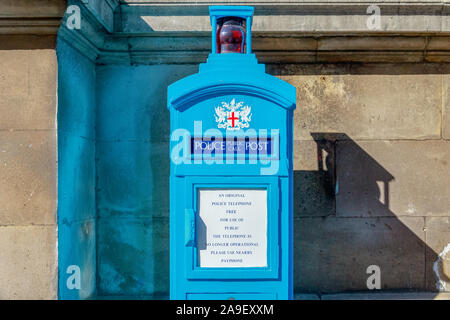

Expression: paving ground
xmin=295 ymin=292 xmax=450 ymax=300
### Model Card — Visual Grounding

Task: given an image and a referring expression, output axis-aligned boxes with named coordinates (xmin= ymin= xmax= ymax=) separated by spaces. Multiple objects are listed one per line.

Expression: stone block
xmin=273 ymin=64 xmax=442 ymax=140
xmin=336 ymin=140 xmax=450 ymax=217
xmin=0 ymin=130 xmax=56 ymax=225
xmin=0 ymin=49 xmax=57 ymax=130
xmin=293 ymin=140 xmax=335 ymax=217
xmin=318 ymin=37 xmax=426 ymax=51
xmin=294 ymin=293 xmax=320 ymax=300
xmin=0 ymin=35 xmax=57 ymax=50
xmin=0 ymin=50 xmax=28 ymax=96
xmin=57 ymin=40 xmax=96 ymax=139
xmin=97 ymin=217 xmax=169 ymax=296
xmin=118 ymin=3 xmax=446 ymax=33
xmin=96 ymin=141 xmax=170 ymax=218
xmin=427 ymin=37 xmax=450 ymax=51
xmin=0 ymin=225 xmax=57 ymax=299
xmin=58 ymin=219 xmax=96 ymax=300
xmin=58 ymin=135 xmax=95 ymax=222
xmin=322 ymin=292 xmax=450 ymax=300
xmin=294 ymin=140 xmax=320 ymax=172
xmin=0 ymin=0 xmax=66 ymax=17
xmin=0 ymin=50 xmax=57 ymax=99
xmin=294 ymin=216 xmax=425 ymax=293
xmin=96 ymin=64 xmax=198 ymax=143
xmin=83 ymin=0 xmax=117 ymax=32
xmin=0 ymin=94 xmax=56 ymax=130
xmin=444 ymin=74 xmax=450 ymax=140
xmin=28 ymin=50 xmax=57 ymax=98
xmin=425 ymin=217 xmax=450 ymax=292
xmin=253 ymin=36 xmax=317 ymax=52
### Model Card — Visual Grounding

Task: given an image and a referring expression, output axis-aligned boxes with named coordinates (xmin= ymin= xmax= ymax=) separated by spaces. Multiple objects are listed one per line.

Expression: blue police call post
xmin=168 ymin=6 xmax=296 ymax=300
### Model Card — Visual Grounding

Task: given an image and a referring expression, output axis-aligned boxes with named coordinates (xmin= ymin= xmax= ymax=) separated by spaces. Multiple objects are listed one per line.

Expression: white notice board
xmin=197 ymin=189 xmax=268 ymax=268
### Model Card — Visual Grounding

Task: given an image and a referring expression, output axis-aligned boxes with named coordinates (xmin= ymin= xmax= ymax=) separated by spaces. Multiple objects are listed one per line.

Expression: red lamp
xmin=216 ymin=17 xmax=246 ymax=53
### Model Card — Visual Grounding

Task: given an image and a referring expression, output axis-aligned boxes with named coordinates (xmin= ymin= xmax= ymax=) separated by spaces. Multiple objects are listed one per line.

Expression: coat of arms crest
xmin=214 ymin=98 xmax=252 ymax=131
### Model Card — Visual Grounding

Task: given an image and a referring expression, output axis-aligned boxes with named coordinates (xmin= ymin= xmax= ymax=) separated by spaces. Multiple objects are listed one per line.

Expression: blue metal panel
xmin=169 ymin=6 xmax=295 ymax=300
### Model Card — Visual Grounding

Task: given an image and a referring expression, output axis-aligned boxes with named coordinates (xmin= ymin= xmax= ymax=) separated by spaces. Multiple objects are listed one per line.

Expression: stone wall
xmin=95 ymin=65 xmax=197 ymax=297
xmin=0 ymin=48 xmax=58 ymax=299
xmin=92 ymin=62 xmax=450 ymax=297
xmin=269 ymin=63 xmax=450 ymax=293
xmin=57 ymin=39 xmax=97 ymax=300
xmin=0 ymin=0 xmax=65 ymax=300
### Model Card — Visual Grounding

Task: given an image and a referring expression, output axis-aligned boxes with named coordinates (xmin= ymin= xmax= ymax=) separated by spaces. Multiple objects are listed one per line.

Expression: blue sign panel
xmin=191 ymin=137 xmax=276 ymax=158
xmin=168 ymin=6 xmax=296 ymax=300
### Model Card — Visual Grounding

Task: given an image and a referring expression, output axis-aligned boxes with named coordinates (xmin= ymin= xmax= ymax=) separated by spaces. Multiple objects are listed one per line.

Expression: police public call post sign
xmin=168 ymin=6 xmax=296 ymax=300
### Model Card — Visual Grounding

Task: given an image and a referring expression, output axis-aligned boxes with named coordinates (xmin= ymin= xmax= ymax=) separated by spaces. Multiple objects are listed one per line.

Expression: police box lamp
xmin=211 ymin=6 xmax=253 ymax=54
xmin=168 ymin=6 xmax=296 ymax=300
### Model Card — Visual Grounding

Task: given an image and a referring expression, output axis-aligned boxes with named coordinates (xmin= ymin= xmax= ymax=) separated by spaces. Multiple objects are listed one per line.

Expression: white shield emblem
xmin=215 ymin=98 xmax=252 ymax=131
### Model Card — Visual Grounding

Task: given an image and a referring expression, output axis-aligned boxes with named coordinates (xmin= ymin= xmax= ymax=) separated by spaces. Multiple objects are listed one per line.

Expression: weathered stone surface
xmin=444 ymin=74 xmax=450 ymax=140
xmin=29 ymin=50 xmax=57 ymax=98
xmin=0 ymin=50 xmax=28 ymax=96
xmin=425 ymin=217 xmax=450 ymax=292
xmin=0 ymin=50 xmax=57 ymax=98
xmin=126 ymin=12 xmax=443 ymax=35
xmin=83 ymin=0 xmax=118 ymax=32
xmin=0 ymin=226 xmax=57 ymax=299
xmin=0 ymin=35 xmax=57 ymax=50
xmin=57 ymin=40 xmax=96 ymax=139
xmin=57 ymin=40 xmax=97 ymax=300
xmin=273 ymin=64 xmax=442 ymax=140
xmin=294 ymin=140 xmax=320 ymax=172
xmin=318 ymin=37 xmax=426 ymax=51
xmin=322 ymin=292 xmax=450 ymax=300
xmin=0 ymin=0 xmax=66 ymax=17
xmin=0 ymin=50 xmax=57 ymax=130
xmin=428 ymin=37 xmax=450 ymax=51
xmin=294 ymin=293 xmax=320 ymax=300
xmin=60 ymin=1 xmax=450 ymax=64
xmin=58 ymin=219 xmax=96 ymax=300
xmin=96 ymin=141 xmax=170 ymax=218
xmin=0 ymin=95 xmax=56 ymax=130
xmin=293 ymin=140 xmax=335 ymax=217
xmin=58 ymin=135 xmax=95 ymax=223
xmin=294 ymin=216 xmax=426 ymax=293
xmin=97 ymin=217 xmax=169 ymax=296
xmin=118 ymin=1 xmax=450 ymax=33
xmin=96 ymin=64 xmax=198 ymax=143
xmin=96 ymin=33 xmax=450 ymax=64
xmin=0 ymin=131 xmax=57 ymax=225
xmin=336 ymin=140 xmax=450 ymax=217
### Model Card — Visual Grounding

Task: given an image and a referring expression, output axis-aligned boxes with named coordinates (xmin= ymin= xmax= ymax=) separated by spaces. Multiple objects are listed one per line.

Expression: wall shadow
xmin=293 ymin=132 xmax=444 ymax=295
